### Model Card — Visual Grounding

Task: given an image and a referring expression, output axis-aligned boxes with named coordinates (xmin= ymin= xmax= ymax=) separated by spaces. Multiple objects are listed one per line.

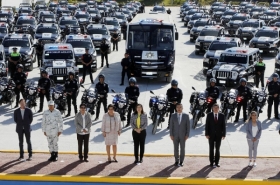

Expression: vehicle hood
xmin=90 ymin=34 xmax=110 ymax=41
xmin=251 ymin=36 xmax=276 ymax=43
xmin=213 ymin=63 xmax=246 ymax=72
xmin=35 ymin=33 xmax=59 ymax=39
xmin=73 ymin=47 xmax=94 ymax=56
xmin=205 ymin=50 xmax=224 ymax=59
xmin=197 ymin=36 xmax=217 ymax=42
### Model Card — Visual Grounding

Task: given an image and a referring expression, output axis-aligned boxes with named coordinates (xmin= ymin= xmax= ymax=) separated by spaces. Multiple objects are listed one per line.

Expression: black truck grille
xmin=52 ymin=68 xmax=67 ymax=75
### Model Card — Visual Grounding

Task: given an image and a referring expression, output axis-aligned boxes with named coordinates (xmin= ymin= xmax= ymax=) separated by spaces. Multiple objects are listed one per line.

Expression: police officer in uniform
xmin=42 ymin=100 xmax=63 ymax=162
xmin=125 ymin=77 xmax=140 ymax=127
xmin=81 ymin=48 xmax=94 ymax=84
xmin=13 ymin=64 xmax=27 ymax=108
xmin=64 ymin=71 xmax=79 ymax=117
xmin=167 ymin=8 xmax=171 ymax=14
xmin=234 ymin=78 xmax=252 ymax=122
xmin=267 ymin=73 xmax=280 ymax=120
xmin=205 ymin=78 xmax=220 ymax=113
xmin=34 ymin=40 xmax=44 ymax=67
xmin=94 ymin=74 xmax=109 ymax=121
xmin=112 ymin=30 xmax=119 ymax=51
xmin=9 ymin=47 xmax=22 ymax=78
xmin=254 ymin=57 xmax=266 ymax=88
xmin=166 ymin=79 xmax=183 ymax=129
xmin=120 ymin=52 xmax=131 ymax=86
xmin=100 ymin=38 xmax=110 ymax=68
xmin=38 ymin=70 xmax=51 ymax=113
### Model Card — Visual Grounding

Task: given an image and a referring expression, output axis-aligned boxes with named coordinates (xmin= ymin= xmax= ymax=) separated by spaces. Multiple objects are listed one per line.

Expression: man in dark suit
xmin=169 ymin=103 xmax=190 ymax=167
xmin=13 ymin=99 xmax=33 ymax=161
xmin=205 ymin=103 xmax=226 ymax=168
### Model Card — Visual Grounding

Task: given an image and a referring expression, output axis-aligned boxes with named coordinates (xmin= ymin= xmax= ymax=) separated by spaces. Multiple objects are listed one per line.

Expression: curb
xmin=0 ymin=173 xmax=280 ymax=184
xmin=1 ymin=150 xmax=280 ymax=158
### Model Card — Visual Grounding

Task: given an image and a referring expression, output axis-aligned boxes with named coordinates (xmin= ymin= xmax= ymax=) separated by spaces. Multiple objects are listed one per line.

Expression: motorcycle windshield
xmin=0 ymin=77 xmax=8 ymax=85
xmin=228 ymin=89 xmax=237 ymax=97
xmin=54 ymin=84 xmax=65 ymax=92
xmin=28 ymin=80 xmax=38 ymax=88
xmin=198 ymin=91 xmax=207 ymax=99
xmin=87 ymin=88 xmax=96 ymax=97
xmin=0 ymin=62 xmax=5 ymax=69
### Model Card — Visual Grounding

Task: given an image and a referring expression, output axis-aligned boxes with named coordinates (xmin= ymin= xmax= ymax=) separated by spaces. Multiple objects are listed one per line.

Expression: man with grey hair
xmin=42 ymin=100 xmax=63 ymax=162
xmin=169 ymin=103 xmax=190 ymax=167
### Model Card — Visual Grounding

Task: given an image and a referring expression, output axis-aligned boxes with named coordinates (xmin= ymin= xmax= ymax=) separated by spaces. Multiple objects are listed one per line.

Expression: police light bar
xmin=227 ymin=49 xmax=247 ymax=53
xmin=48 ymin=46 xmax=69 ymax=49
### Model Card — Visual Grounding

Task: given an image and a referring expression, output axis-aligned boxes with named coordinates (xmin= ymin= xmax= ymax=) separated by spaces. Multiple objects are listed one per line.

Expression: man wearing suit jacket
xmin=169 ymin=103 xmax=190 ymax=167
xmin=14 ymin=99 xmax=33 ymax=161
xmin=205 ymin=103 xmax=226 ymax=168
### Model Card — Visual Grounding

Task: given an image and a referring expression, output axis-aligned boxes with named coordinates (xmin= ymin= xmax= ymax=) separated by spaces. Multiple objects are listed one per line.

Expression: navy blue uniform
xmin=38 ymin=77 xmax=51 ymax=110
xmin=125 ymin=85 xmax=140 ymax=125
xmin=64 ymin=78 xmax=79 ymax=114
xmin=235 ymin=85 xmax=252 ymax=122
xmin=206 ymin=86 xmax=220 ymax=113
xmin=13 ymin=72 xmax=27 ymax=105
xmin=166 ymin=87 xmax=183 ymax=126
xmin=267 ymin=81 xmax=280 ymax=119
xmin=95 ymin=82 xmax=109 ymax=118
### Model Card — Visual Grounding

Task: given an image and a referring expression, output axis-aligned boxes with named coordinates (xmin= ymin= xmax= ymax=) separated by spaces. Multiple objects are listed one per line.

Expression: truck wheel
xmin=166 ymin=76 xmax=172 ymax=83
xmin=91 ymin=67 xmax=97 ymax=73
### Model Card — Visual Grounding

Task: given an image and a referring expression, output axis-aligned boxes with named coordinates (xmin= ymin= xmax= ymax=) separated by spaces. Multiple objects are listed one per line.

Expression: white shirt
xmin=177 ymin=113 xmax=182 ymax=124
xmin=252 ymin=125 xmax=258 ymax=138
xmin=213 ymin=113 xmax=218 ymax=120
xmin=79 ymin=113 xmax=88 ymax=135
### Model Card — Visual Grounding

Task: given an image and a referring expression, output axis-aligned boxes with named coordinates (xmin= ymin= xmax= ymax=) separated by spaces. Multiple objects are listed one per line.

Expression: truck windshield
xmin=127 ymin=25 xmax=174 ymax=50
xmin=242 ymin=22 xmax=259 ymax=28
xmin=44 ymin=50 xmax=73 ymax=59
xmin=255 ymin=30 xmax=278 ymax=38
xmin=3 ymin=38 xmax=30 ymax=47
xmin=200 ymin=30 xmax=218 ymax=36
xmin=67 ymin=40 xmax=93 ymax=48
xmin=36 ymin=27 xmax=57 ymax=34
xmin=219 ymin=54 xmax=247 ymax=64
xmin=209 ymin=42 xmax=237 ymax=50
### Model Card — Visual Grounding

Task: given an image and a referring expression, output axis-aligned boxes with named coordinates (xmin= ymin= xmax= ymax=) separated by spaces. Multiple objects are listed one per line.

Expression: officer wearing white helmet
xmin=42 ymin=100 xmax=63 ymax=162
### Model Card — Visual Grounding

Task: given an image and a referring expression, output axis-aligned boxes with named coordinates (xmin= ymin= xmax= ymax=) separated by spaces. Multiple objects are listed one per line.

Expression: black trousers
xmin=267 ymin=96 xmax=279 ymax=118
xmin=82 ymin=65 xmax=93 ymax=83
xmin=18 ymin=129 xmax=32 ymax=158
xmin=9 ymin=64 xmax=17 ymax=78
xmin=132 ymin=129 xmax=146 ymax=160
xmin=255 ymin=73 xmax=264 ymax=88
xmin=15 ymin=85 xmax=25 ymax=104
xmin=39 ymin=91 xmax=50 ymax=110
xmin=37 ymin=54 xmax=42 ymax=67
xmin=235 ymin=102 xmax=247 ymax=121
xmin=96 ymin=98 xmax=108 ymax=118
xmin=77 ymin=134 xmax=90 ymax=159
xmin=121 ymin=70 xmax=130 ymax=84
xmin=209 ymin=135 xmax=222 ymax=165
xmin=168 ymin=104 xmax=177 ymax=125
xmin=127 ymin=102 xmax=137 ymax=124
xmin=67 ymin=94 xmax=77 ymax=114
xmin=101 ymin=53 xmax=108 ymax=67
xmin=113 ymin=41 xmax=118 ymax=51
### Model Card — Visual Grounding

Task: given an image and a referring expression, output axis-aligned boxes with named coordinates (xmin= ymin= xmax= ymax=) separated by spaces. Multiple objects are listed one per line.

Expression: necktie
xmin=178 ymin=114 xmax=180 ymax=124
xmin=215 ymin=114 xmax=218 ymax=122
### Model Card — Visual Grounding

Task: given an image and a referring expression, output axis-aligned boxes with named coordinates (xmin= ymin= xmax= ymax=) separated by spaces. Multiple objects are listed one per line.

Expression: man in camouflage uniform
xmin=42 ymin=100 xmax=63 ymax=162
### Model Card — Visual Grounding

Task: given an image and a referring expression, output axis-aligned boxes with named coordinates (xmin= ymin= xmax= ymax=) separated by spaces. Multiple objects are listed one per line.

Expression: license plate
xmin=57 ymin=77 xmax=63 ymax=80
xmin=78 ymin=65 xmax=83 ymax=68
xmin=243 ymin=38 xmax=247 ymax=40
xmin=220 ymin=80 xmax=226 ymax=84
xmin=259 ymin=50 xmax=263 ymax=53
xmin=146 ymin=72 xmax=153 ymax=75
xmin=96 ymin=48 xmax=100 ymax=50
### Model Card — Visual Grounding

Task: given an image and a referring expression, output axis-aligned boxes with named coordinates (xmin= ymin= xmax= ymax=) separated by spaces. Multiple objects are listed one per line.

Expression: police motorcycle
xmin=25 ymin=80 xmax=39 ymax=109
xmin=0 ymin=61 xmax=7 ymax=78
xmin=247 ymin=85 xmax=267 ymax=117
xmin=80 ymin=84 xmax=99 ymax=116
xmin=220 ymin=87 xmax=238 ymax=123
xmin=50 ymin=84 xmax=67 ymax=115
xmin=111 ymin=89 xmax=127 ymax=126
xmin=0 ymin=77 xmax=16 ymax=107
xmin=149 ymin=91 xmax=170 ymax=135
xmin=189 ymin=87 xmax=213 ymax=129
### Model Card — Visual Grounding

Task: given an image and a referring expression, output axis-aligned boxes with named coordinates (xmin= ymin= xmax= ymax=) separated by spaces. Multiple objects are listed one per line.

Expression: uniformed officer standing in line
xmin=112 ymin=30 xmax=119 ymax=51
xmin=205 ymin=78 xmax=220 ymax=113
xmin=254 ymin=57 xmax=266 ymax=88
xmin=64 ymin=71 xmax=79 ymax=117
xmin=9 ymin=47 xmax=22 ymax=78
xmin=166 ymin=79 xmax=183 ymax=129
xmin=120 ymin=52 xmax=131 ymax=86
xmin=42 ymin=100 xmax=63 ymax=162
xmin=38 ymin=70 xmax=51 ymax=113
xmin=81 ymin=48 xmax=94 ymax=84
xmin=34 ymin=40 xmax=44 ymax=67
xmin=267 ymin=73 xmax=280 ymax=120
xmin=234 ymin=78 xmax=252 ymax=122
xmin=125 ymin=77 xmax=140 ymax=127
xmin=13 ymin=64 xmax=27 ymax=108
xmin=100 ymin=38 xmax=110 ymax=68
xmin=167 ymin=8 xmax=171 ymax=14
xmin=94 ymin=74 xmax=109 ymax=121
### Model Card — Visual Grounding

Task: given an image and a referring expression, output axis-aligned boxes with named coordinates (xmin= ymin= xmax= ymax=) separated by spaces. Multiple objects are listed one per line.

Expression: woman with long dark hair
xmin=130 ymin=104 xmax=148 ymax=164
xmin=246 ymin=111 xmax=262 ymax=167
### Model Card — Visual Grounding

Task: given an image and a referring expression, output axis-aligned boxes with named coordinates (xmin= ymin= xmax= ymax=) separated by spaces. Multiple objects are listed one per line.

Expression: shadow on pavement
xmin=150 ymin=164 xmax=178 ymax=177
xmin=79 ymin=162 xmax=110 ymax=176
xmin=13 ymin=161 xmax=51 ymax=174
xmin=189 ymin=165 xmax=214 ymax=178
xmin=0 ymin=160 xmax=21 ymax=173
xmin=50 ymin=161 xmax=81 ymax=175
xmin=108 ymin=163 xmax=136 ymax=176
xmin=230 ymin=166 xmax=253 ymax=179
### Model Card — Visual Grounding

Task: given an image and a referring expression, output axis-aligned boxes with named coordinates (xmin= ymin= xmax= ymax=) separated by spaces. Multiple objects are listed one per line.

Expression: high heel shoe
xmin=113 ymin=157 xmax=118 ymax=163
xmin=108 ymin=158 xmax=111 ymax=163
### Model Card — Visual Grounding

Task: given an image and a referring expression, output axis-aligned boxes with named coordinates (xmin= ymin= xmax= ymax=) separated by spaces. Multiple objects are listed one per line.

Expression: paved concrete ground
xmin=0 ymin=7 xmax=280 ymax=156
xmin=0 ymin=153 xmax=280 ymax=180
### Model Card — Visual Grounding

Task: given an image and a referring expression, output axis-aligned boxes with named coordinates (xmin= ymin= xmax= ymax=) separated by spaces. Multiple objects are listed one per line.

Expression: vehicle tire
xmin=166 ymin=76 xmax=172 ymax=83
xmin=274 ymin=49 xmax=279 ymax=57
xmin=91 ymin=67 xmax=97 ymax=73
xmin=203 ymin=69 xmax=207 ymax=75
xmin=190 ymin=38 xmax=194 ymax=42
xmin=195 ymin=51 xmax=199 ymax=55
xmin=187 ymin=30 xmax=190 ymax=33
xmin=192 ymin=113 xmax=198 ymax=129
xmin=152 ymin=119 xmax=158 ymax=135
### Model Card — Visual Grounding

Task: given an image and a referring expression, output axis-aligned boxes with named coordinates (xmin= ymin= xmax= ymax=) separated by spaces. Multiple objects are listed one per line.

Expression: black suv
xmin=187 ymin=13 xmax=209 ymax=33
xmin=183 ymin=9 xmax=204 ymax=26
xmin=34 ymin=23 xmax=60 ymax=44
xmin=195 ymin=25 xmax=225 ymax=55
xmin=227 ymin=13 xmax=250 ymax=34
xmin=212 ymin=6 xmax=228 ymax=22
xmin=190 ymin=18 xmax=212 ymax=42
xmin=220 ymin=9 xmax=238 ymax=27
xmin=249 ymin=6 xmax=266 ymax=19
xmin=249 ymin=26 xmax=280 ymax=56
xmin=259 ymin=10 xmax=279 ymax=24
xmin=101 ymin=17 xmax=121 ymax=41
xmin=202 ymin=37 xmax=243 ymax=74
xmin=237 ymin=19 xmax=265 ymax=42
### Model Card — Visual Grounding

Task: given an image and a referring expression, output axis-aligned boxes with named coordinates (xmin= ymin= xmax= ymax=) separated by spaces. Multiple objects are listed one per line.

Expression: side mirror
xmin=175 ymin=32 xmax=179 ymax=40
xmin=111 ymin=89 xmax=116 ymax=93
xmin=150 ymin=90 xmax=154 ymax=94
xmin=192 ymin=86 xmax=196 ymax=90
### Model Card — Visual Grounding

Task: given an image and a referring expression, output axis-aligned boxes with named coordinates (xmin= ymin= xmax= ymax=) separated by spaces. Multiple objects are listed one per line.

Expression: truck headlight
xmin=195 ymin=41 xmax=200 ymax=46
xmin=67 ymin=67 xmax=74 ymax=72
xmin=270 ymin=42 xmax=277 ymax=47
xmin=203 ymin=58 xmax=209 ymax=62
xmin=46 ymin=67 xmax=52 ymax=74
xmin=239 ymin=71 xmax=246 ymax=77
xmin=231 ymin=71 xmax=238 ymax=80
xmin=212 ymin=70 xmax=216 ymax=77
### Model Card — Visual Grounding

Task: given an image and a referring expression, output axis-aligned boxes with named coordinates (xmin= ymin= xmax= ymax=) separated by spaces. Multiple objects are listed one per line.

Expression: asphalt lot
xmin=0 ymin=7 xmax=280 ymax=157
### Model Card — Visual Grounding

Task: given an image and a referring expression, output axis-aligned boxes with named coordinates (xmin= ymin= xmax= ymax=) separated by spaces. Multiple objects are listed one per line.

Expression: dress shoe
xmin=65 ymin=113 xmax=70 ymax=117
xmin=37 ymin=109 xmax=42 ymax=113
xmin=179 ymin=162 xmax=183 ymax=167
xmin=215 ymin=164 xmax=220 ymax=167
xmin=139 ymin=159 xmax=143 ymax=163
xmin=120 ymin=83 xmax=124 ymax=86
xmin=174 ymin=162 xmax=179 ymax=166
xmin=94 ymin=117 xmax=99 ymax=121
xmin=125 ymin=123 xmax=130 ymax=127
xmin=84 ymin=159 xmax=89 ymax=162
xmin=234 ymin=120 xmax=238 ymax=123
xmin=134 ymin=160 xmax=138 ymax=164
xmin=275 ymin=117 xmax=280 ymax=120
xmin=27 ymin=156 xmax=32 ymax=161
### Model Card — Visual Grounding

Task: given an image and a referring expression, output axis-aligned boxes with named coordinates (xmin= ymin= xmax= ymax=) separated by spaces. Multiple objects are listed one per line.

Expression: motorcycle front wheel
xmin=152 ymin=119 xmax=159 ymax=135
xmin=192 ymin=113 xmax=198 ymax=129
